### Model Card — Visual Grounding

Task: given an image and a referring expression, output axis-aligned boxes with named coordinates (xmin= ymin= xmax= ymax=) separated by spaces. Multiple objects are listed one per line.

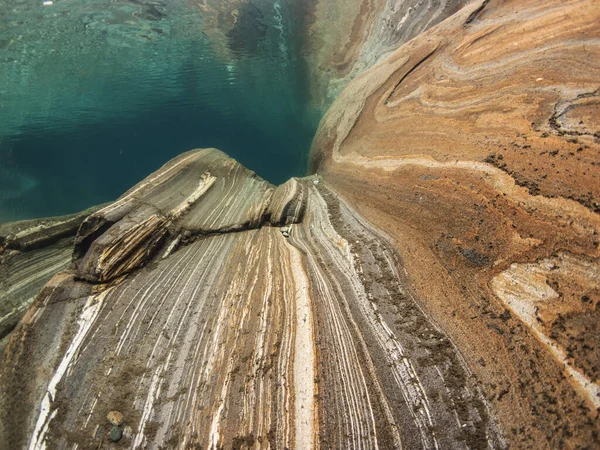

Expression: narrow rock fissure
xmin=384 ymin=47 xmax=438 ymax=105
xmin=464 ymin=0 xmax=489 ymax=26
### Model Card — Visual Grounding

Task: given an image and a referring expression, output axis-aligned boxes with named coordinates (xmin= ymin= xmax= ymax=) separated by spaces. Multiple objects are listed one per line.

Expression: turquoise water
xmin=0 ymin=0 xmax=321 ymax=222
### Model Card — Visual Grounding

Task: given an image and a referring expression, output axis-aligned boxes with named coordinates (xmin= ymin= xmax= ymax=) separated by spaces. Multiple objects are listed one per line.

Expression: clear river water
xmin=0 ymin=0 xmax=322 ymax=221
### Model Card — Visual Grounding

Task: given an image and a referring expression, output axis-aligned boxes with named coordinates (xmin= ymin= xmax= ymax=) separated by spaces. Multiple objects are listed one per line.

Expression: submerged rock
xmin=109 ymin=426 xmax=122 ymax=442
xmin=72 ymin=148 xmax=306 ymax=284
xmin=0 ymin=204 xmax=106 ymax=342
xmin=280 ymin=226 xmax=291 ymax=238
xmin=0 ymin=1 xmax=599 ymax=449
xmin=106 ymin=411 xmax=123 ymax=426
xmin=310 ymin=0 xmax=600 ymax=447
xmin=0 ymin=148 xmax=501 ymax=449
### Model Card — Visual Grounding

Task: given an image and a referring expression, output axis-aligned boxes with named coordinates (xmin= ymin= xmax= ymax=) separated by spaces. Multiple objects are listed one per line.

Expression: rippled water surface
xmin=0 ymin=0 xmax=321 ymax=221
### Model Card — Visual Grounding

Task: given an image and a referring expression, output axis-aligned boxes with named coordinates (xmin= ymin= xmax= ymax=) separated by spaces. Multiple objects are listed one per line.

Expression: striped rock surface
xmin=302 ymin=0 xmax=467 ymax=104
xmin=1 ymin=150 xmax=501 ymax=449
xmin=0 ymin=205 xmax=105 ymax=350
xmin=1 ymin=0 xmax=599 ymax=448
xmin=310 ymin=0 xmax=600 ymax=447
xmin=73 ymin=149 xmax=304 ymax=284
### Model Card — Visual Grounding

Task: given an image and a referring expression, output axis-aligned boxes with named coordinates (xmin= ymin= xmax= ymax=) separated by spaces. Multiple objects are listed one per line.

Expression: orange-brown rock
xmin=311 ymin=0 xmax=600 ymax=447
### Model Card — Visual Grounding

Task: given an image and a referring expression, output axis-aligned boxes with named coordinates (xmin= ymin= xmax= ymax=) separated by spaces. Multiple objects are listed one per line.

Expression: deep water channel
xmin=0 ymin=0 xmax=321 ymax=221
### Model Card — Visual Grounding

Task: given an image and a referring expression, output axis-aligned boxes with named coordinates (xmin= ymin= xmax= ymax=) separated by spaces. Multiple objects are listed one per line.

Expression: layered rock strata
xmin=310 ymin=0 xmax=600 ymax=447
xmin=1 ymin=149 xmax=501 ymax=449
xmin=301 ymin=0 xmax=467 ymax=104
xmin=1 ymin=0 xmax=599 ymax=448
xmin=72 ymin=149 xmax=305 ymax=284
xmin=0 ymin=205 xmax=104 ymax=351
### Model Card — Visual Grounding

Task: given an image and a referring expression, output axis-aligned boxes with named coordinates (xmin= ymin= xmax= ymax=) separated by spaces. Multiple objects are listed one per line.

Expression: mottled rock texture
xmin=311 ymin=0 xmax=600 ymax=447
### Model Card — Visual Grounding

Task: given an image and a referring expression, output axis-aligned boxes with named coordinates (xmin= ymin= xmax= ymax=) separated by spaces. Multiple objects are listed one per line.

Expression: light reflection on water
xmin=0 ymin=0 xmax=321 ymax=222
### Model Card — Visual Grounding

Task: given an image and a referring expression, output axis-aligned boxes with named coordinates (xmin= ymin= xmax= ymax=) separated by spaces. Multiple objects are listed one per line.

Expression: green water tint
xmin=0 ymin=0 xmax=322 ymax=221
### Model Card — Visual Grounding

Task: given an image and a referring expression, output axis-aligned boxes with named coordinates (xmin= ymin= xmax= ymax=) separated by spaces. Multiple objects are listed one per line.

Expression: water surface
xmin=0 ymin=0 xmax=321 ymax=221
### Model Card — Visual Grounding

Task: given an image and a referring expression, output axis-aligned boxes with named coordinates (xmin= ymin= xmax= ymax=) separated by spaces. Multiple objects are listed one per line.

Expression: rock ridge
xmin=1 ymin=150 xmax=502 ymax=450
xmin=73 ymin=148 xmax=308 ymax=284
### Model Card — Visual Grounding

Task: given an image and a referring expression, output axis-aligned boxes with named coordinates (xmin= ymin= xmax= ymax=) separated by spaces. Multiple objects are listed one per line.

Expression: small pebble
xmin=110 ymin=426 xmax=122 ymax=442
xmin=107 ymin=410 xmax=124 ymax=426
xmin=122 ymin=425 xmax=133 ymax=439
xmin=280 ymin=226 xmax=291 ymax=238
xmin=313 ymin=178 xmax=319 ymax=186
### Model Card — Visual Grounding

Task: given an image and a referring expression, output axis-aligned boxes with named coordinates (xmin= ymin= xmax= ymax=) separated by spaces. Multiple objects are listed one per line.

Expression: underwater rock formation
xmin=1 ymin=149 xmax=501 ymax=449
xmin=301 ymin=0 xmax=467 ymax=104
xmin=1 ymin=0 xmax=599 ymax=449
xmin=311 ymin=0 xmax=600 ymax=447
xmin=0 ymin=205 xmax=104 ymax=351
